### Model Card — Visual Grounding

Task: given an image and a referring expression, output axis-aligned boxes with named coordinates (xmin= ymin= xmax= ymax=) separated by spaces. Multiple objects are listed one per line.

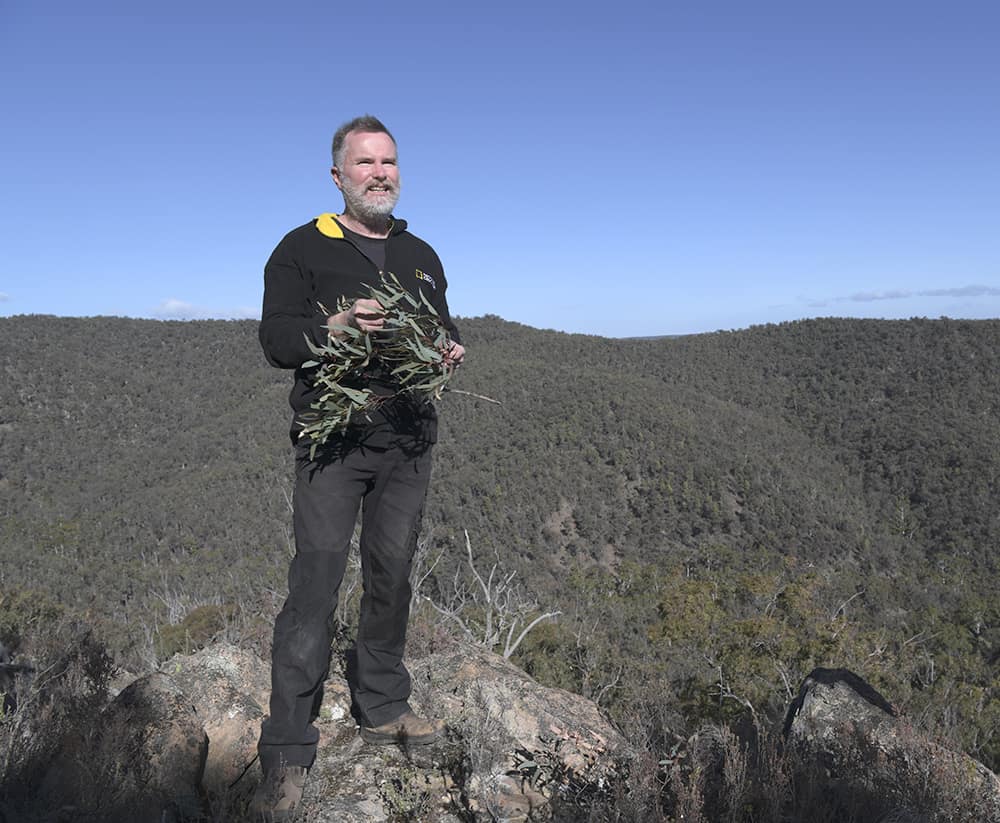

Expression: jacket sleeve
xmin=258 ymin=232 xmax=330 ymax=368
xmin=428 ymin=249 xmax=461 ymax=345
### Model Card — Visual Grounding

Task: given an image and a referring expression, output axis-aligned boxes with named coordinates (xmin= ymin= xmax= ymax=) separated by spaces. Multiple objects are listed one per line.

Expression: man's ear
xmin=331 ymin=166 xmax=343 ymax=191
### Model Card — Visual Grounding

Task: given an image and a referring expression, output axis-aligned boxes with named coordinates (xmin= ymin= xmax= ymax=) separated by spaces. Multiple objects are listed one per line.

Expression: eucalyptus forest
xmin=1 ymin=314 xmax=998 ymax=810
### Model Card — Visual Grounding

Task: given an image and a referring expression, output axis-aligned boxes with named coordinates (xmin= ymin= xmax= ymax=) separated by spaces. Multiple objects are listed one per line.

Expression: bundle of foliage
xmin=298 ymin=273 xmax=455 ymax=456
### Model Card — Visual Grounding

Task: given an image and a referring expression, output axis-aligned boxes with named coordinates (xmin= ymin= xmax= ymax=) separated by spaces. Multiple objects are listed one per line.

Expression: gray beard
xmin=341 ymin=178 xmax=400 ymax=222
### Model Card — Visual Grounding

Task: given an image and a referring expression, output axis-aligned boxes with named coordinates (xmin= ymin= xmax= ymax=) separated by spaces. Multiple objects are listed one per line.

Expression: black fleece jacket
xmin=259 ymin=213 xmax=460 ymax=447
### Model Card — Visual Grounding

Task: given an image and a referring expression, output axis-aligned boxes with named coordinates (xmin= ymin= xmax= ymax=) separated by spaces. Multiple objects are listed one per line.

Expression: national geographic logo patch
xmin=415 ymin=269 xmax=436 ymax=290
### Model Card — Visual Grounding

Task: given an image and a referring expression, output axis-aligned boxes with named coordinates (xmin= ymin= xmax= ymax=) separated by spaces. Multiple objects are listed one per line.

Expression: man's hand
xmin=328 ymin=298 xmax=385 ymax=337
xmin=442 ymin=340 xmax=465 ymax=369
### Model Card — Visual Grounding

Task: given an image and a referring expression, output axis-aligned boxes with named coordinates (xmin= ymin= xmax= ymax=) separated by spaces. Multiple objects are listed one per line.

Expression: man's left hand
xmin=442 ymin=340 xmax=465 ymax=369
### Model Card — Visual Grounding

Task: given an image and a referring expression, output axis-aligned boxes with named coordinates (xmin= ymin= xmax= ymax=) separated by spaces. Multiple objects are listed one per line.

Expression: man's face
xmin=332 ymin=130 xmax=400 ymax=221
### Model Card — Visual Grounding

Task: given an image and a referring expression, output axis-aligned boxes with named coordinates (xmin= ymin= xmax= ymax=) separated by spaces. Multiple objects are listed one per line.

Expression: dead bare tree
xmin=571 ymin=618 xmax=624 ymax=707
xmin=413 ymin=529 xmax=560 ymax=659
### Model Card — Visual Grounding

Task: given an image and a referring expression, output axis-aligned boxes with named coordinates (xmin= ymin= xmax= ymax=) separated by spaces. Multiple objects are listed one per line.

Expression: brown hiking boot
xmin=360 ymin=710 xmax=445 ymax=745
xmin=252 ymin=765 xmax=307 ymax=822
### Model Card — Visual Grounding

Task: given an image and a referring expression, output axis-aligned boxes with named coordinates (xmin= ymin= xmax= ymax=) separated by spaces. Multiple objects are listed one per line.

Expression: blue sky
xmin=2 ymin=1 xmax=997 ymax=337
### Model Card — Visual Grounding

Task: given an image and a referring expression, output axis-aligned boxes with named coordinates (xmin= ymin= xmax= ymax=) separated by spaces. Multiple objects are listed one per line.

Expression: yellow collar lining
xmin=315 ymin=213 xmax=345 ymax=238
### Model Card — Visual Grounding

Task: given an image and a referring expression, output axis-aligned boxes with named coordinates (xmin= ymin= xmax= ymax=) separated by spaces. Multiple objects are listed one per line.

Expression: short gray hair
xmin=331 ymin=115 xmax=396 ymax=168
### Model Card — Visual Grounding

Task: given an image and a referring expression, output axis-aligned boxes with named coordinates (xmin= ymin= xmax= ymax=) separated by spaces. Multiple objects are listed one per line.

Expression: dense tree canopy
xmin=1 ymin=314 xmax=998 ymax=770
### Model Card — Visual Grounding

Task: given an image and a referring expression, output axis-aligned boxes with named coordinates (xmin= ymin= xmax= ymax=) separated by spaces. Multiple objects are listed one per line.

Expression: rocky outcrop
xmin=409 ymin=644 xmax=628 ymax=819
xmin=35 ymin=640 xmax=629 ymax=822
xmin=784 ymin=667 xmax=1000 ymax=823
xmin=21 ymin=649 xmax=1000 ymax=822
xmin=294 ymin=642 xmax=632 ymax=822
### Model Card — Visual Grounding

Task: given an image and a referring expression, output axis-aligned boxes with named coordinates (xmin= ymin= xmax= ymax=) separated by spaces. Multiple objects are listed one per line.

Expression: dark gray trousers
xmin=258 ymin=441 xmax=432 ymax=773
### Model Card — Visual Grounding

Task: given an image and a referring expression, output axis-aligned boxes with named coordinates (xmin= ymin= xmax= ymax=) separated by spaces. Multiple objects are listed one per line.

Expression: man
xmin=255 ymin=115 xmax=464 ymax=819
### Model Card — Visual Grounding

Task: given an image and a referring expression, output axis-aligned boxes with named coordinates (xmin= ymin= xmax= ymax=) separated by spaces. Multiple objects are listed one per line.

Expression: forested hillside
xmin=1 ymin=314 xmax=998 ymax=773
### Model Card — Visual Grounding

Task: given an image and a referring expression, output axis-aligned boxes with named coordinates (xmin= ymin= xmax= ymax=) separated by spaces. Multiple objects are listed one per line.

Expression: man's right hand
xmin=328 ymin=298 xmax=385 ymax=337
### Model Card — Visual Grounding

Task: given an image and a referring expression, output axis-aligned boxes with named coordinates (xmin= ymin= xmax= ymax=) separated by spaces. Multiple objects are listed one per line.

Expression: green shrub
xmin=155 ymin=603 xmax=237 ymax=659
xmin=0 ymin=589 xmax=66 ymax=653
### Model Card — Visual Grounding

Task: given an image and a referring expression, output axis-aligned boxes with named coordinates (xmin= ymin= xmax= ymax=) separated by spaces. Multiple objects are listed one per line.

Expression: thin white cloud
xmin=807 ymin=283 xmax=999 ymax=307
xmin=0 ymin=292 xmax=10 ymax=302
xmin=918 ymin=284 xmax=1000 ymax=298
xmin=155 ymin=298 xmax=204 ymax=319
xmin=153 ymin=298 xmax=259 ymax=320
xmin=848 ymin=289 xmax=912 ymax=302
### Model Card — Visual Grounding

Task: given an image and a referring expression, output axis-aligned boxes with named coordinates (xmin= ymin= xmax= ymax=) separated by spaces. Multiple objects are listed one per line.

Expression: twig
xmin=503 ymin=611 xmax=561 ymax=659
xmin=773 ymin=659 xmax=793 ymax=699
xmin=445 ymin=388 xmax=502 ymax=405
xmin=830 ymin=589 xmax=866 ymax=621
xmin=593 ymin=664 xmax=624 ymax=707
xmin=416 ymin=593 xmax=474 ymax=639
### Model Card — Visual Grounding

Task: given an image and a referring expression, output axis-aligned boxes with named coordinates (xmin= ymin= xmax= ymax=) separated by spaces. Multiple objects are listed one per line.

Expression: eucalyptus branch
xmin=296 ymin=272 xmax=455 ymax=458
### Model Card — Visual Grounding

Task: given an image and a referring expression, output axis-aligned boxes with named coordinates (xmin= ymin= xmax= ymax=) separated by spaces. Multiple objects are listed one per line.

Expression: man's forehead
xmin=344 ymin=130 xmax=397 ymax=156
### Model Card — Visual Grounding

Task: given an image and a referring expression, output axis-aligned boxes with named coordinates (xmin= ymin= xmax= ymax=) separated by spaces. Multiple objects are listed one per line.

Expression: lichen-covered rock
xmin=785 ymin=667 xmax=1000 ymax=823
xmin=411 ymin=643 xmax=628 ymax=769
xmin=235 ymin=641 xmax=632 ymax=822
xmin=30 ymin=638 xmax=629 ymax=821
xmin=300 ymin=733 xmax=466 ymax=823
xmin=162 ymin=643 xmax=268 ymax=790
xmin=409 ymin=642 xmax=632 ymax=819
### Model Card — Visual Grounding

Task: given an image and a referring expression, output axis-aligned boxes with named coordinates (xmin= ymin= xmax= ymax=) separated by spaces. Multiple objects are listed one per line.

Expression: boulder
xmin=182 ymin=639 xmax=631 ymax=822
xmin=408 ymin=642 xmax=632 ymax=820
xmin=784 ymin=667 xmax=1000 ymax=822
xmin=162 ymin=643 xmax=269 ymax=790
xmin=410 ymin=642 xmax=629 ymax=771
xmin=302 ymin=733 xmax=466 ymax=823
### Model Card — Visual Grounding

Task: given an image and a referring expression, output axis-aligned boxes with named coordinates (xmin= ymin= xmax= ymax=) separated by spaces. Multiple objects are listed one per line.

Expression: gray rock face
xmin=409 ymin=643 xmax=630 ymax=819
xmin=301 ymin=731 xmax=466 ymax=823
xmin=784 ymin=667 xmax=1000 ymax=823
xmin=288 ymin=641 xmax=631 ymax=822
xmin=163 ymin=643 xmax=269 ymax=792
